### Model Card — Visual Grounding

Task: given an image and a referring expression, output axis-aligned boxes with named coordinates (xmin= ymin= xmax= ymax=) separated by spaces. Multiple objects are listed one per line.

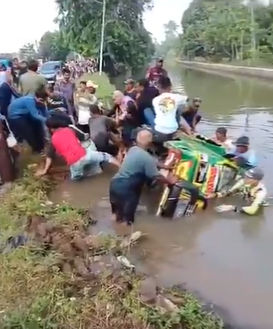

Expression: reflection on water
xmin=51 ymin=68 xmax=273 ymax=328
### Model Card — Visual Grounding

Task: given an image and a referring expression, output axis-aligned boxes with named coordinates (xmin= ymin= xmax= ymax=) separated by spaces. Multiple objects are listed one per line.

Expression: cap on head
xmin=244 ymin=167 xmax=264 ymax=181
xmin=235 ymin=136 xmax=249 ymax=147
xmin=124 ymin=78 xmax=135 ymax=86
xmin=86 ymin=80 xmax=98 ymax=88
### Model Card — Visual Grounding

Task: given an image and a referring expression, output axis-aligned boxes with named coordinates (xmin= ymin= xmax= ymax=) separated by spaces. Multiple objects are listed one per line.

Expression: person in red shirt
xmin=35 ymin=116 xmax=120 ymax=180
xmin=146 ymin=58 xmax=168 ymax=85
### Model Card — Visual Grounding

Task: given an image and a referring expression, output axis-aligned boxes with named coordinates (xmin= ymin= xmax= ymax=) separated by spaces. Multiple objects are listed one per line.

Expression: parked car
xmin=0 ymin=58 xmax=10 ymax=68
xmin=39 ymin=60 xmax=63 ymax=84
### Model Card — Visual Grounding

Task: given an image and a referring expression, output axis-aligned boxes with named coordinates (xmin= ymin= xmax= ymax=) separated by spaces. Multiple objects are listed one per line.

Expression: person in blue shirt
xmin=8 ymin=87 xmax=48 ymax=153
xmin=226 ymin=136 xmax=257 ymax=168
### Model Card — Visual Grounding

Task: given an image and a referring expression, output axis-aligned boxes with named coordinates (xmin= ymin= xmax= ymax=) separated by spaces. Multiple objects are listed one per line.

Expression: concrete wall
xmin=178 ymin=60 xmax=273 ymax=80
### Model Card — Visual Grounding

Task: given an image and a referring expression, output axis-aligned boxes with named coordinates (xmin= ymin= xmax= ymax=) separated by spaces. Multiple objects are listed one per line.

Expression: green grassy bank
xmin=0 ymin=167 xmax=223 ymax=329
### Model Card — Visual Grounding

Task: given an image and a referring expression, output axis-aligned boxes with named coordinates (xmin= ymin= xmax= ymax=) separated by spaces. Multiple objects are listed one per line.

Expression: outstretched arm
xmin=239 ymin=189 xmax=267 ymax=215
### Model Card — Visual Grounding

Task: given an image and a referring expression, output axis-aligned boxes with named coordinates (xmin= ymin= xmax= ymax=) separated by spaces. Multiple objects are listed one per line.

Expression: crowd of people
xmin=0 ymin=57 xmax=267 ymax=225
xmin=53 ymin=58 xmax=98 ymax=81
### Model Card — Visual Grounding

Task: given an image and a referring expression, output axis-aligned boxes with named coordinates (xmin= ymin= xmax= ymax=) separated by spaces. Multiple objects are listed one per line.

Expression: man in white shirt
xmin=152 ymin=76 xmax=191 ymax=142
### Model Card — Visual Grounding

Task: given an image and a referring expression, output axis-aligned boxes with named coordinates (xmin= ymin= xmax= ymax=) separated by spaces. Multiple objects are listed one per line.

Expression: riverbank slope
xmin=178 ymin=60 xmax=273 ymax=80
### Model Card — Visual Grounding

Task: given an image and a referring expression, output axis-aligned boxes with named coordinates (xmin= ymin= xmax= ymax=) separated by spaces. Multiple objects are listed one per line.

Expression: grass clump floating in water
xmin=0 ymin=168 xmax=224 ymax=328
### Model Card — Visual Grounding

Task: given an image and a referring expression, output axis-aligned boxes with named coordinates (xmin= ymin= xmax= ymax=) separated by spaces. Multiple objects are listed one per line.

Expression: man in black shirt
xmin=135 ymin=78 xmax=159 ymax=127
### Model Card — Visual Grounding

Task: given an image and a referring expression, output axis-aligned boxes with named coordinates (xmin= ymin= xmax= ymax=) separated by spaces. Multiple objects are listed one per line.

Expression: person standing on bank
xmin=19 ymin=59 xmax=47 ymax=95
xmin=76 ymin=80 xmax=98 ymax=133
xmin=109 ymin=129 xmax=178 ymax=226
xmin=54 ymin=68 xmax=76 ymax=119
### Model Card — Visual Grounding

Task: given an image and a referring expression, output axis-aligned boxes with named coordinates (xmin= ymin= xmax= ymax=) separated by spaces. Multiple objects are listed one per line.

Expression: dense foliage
xmin=181 ymin=0 xmax=273 ymax=64
xmin=155 ymin=20 xmax=182 ymax=59
xmin=55 ymin=0 xmax=155 ymax=74
xmin=19 ymin=32 xmax=70 ymax=62
xmin=38 ymin=31 xmax=70 ymax=61
xmin=19 ymin=43 xmax=37 ymax=61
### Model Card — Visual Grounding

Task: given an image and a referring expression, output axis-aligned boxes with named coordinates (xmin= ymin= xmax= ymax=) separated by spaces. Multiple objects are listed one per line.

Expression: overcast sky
xmin=0 ymin=0 xmax=191 ymax=53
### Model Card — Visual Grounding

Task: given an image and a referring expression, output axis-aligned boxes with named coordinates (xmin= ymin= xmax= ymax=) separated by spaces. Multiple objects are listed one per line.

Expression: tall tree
xmin=38 ymin=32 xmax=55 ymax=60
xmin=180 ymin=0 xmax=273 ymax=62
xmin=155 ymin=20 xmax=181 ymax=58
xmin=55 ymin=0 xmax=155 ymax=74
xmin=19 ymin=43 xmax=37 ymax=61
xmin=38 ymin=31 xmax=70 ymax=61
xmin=164 ymin=20 xmax=179 ymax=39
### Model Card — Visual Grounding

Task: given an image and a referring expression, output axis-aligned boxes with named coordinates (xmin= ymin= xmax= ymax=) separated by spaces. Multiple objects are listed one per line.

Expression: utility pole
xmin=250 ymin=1 xmax=256 ymax=57
xmin=99 ymin=0 xmax=106 ymax=75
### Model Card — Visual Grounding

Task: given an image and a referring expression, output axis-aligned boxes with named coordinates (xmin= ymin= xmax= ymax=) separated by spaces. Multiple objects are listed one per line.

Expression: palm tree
xmin=164 ymin=20 xmax=179 ymax=39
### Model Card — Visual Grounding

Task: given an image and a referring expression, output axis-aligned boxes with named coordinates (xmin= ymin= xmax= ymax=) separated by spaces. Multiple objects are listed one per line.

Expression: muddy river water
xmin=51 ymin=67 xmax=273 ymax=329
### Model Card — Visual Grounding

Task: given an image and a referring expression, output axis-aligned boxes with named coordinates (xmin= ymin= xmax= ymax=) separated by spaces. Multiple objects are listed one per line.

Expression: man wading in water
xmin=109 ymin=129 xmax=178 ymax=226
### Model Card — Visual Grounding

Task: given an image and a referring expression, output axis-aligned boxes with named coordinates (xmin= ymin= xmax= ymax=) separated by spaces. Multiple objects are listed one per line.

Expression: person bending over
xmin=8 ymin=87 xmax=48 ymax=153
xmin=152 ymin=76 xmax=191 ymax=144
xmin=111 ymin=90 xmax=140 ymax=149
xmin=35 ymin=116 xmax=120 ymax=180
xmin=226 ymin=136 xmax=257 ymax=168
xmin=109 ymin=129 xmax=178 ymax=225
xmin=89 ymin=104 xmax=119 ymax=156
